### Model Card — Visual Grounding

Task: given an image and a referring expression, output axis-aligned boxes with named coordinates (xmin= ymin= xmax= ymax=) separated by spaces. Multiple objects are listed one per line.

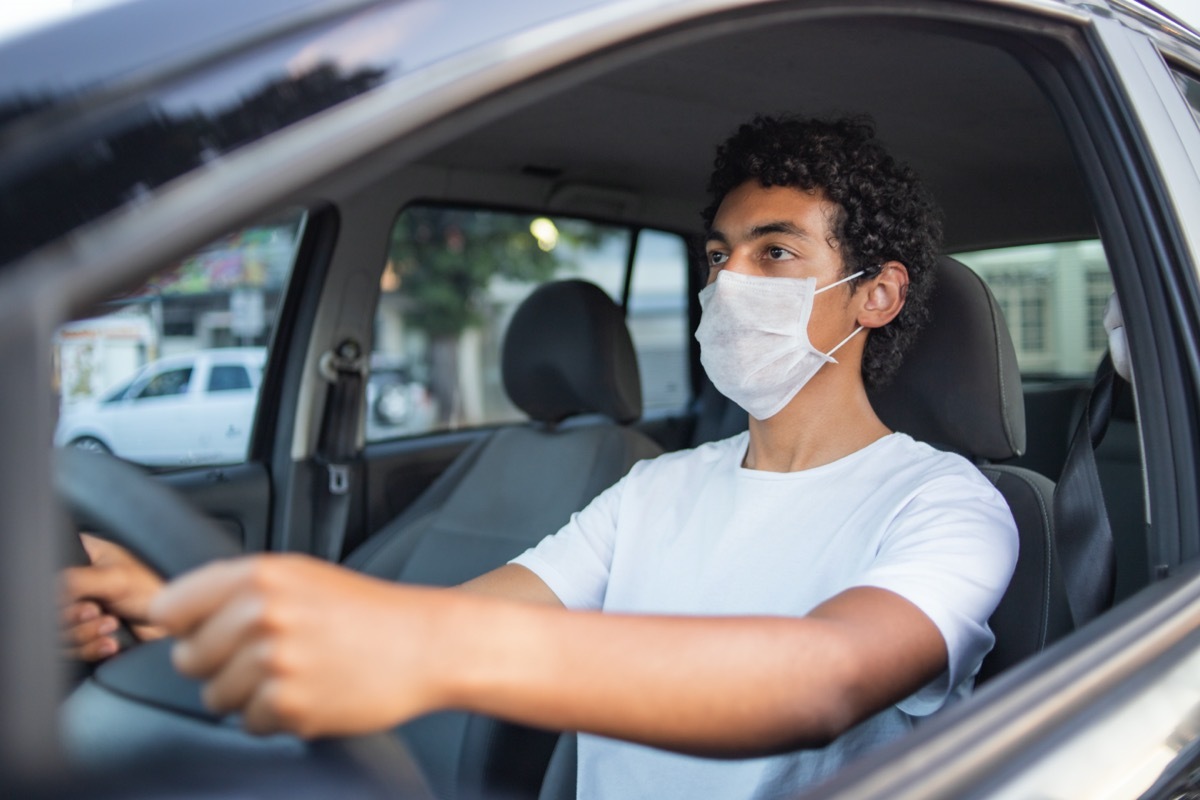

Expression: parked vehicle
xmin=54 ymin=349 xmax=265 ymax=467
xmin=3 ymin=0 xmax=1200 ymax=798
xmin=365 ymin=354 xmax=436 ymax=441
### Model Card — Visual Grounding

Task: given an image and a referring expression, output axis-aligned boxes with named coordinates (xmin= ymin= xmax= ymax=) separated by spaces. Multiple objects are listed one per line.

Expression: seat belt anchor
xmin=327 ymin=463 xmax=349 ymax=495
xmin=319 ymin=338 xmax=367 ymax=383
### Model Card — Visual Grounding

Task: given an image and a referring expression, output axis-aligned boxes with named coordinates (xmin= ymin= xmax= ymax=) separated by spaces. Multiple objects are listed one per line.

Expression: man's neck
xmin=742 ymin=370 xmax=890 ymax=473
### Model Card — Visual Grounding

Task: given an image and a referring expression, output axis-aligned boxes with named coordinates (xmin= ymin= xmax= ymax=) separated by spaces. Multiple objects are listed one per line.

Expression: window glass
xmin=208 ymin=365 xmax=254 ymax=392
xmin=53 ymin=210 xmax=305 ymax=467
xmin=952 ymin=240 xmax=1112 ymax=377
xmin=367 ymin=206 xmax=690 ymax=440
xmin=137 ymin=368 xmax=193 ymax=399
xmin=1171 ymin=67 xmax=1200 ymax=131
xmin=627 ymin=230 xmax=690 ymax=414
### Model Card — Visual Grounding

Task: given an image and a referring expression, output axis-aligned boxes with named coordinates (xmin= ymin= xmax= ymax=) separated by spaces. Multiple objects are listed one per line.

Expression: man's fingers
xmin=200 ymin=638 xmax=274 ymax=716
xmin=60 ymin=613 xmax=121 ymax=661
xmin=241 ymin=681 xmax=300 ymax=737
xmin=149 ymin=558 xmax=256 ymax=638
xmin=61 ymin=614 xmax=118 ymax=646
xmin=59 ymin=599 xmax=101 ymax=627
xmin=60 ymin=564 xmax=130 ymax=606
xmin=79 ymin=532 xmax=108 ymax=562
xmin=169 ymin=587 xmax=272 ymax=680
xmin=63 ymin=634 xmax=120 ymax=662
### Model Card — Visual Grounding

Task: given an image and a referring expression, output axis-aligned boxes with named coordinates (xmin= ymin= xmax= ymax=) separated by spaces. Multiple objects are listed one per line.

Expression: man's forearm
xmin=432 ymin=586 xmax=946 ymax=757
xmin=153 ymin=556 xmax=945 ymax=746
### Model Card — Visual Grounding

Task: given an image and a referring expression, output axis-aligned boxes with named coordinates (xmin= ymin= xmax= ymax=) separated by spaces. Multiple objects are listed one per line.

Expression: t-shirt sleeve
xmin=853 ymin=470 xmax=1019 ymax=717
xmin=508 ymin=467 xmax=635 ymax=610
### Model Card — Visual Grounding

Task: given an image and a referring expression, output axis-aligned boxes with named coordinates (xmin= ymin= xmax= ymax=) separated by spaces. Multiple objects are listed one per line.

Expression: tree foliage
xmin=387 ymin=206 xmax=611 ymax=338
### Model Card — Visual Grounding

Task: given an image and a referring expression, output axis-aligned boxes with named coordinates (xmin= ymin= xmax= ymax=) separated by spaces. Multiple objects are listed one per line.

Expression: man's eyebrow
xmin=748 ymin=221 xmax=814 ymax=241
xmin=704 ymin=221 xmax=815 ymax=244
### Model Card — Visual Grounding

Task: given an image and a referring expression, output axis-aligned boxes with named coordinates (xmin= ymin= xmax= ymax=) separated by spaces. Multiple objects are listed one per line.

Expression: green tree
xmin=387 ymin=206 xmax=615 ymax=422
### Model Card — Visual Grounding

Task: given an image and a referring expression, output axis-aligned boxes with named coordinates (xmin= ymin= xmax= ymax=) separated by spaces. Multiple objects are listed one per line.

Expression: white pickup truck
xmin=54 ymin=348 xmax=265 ymax=467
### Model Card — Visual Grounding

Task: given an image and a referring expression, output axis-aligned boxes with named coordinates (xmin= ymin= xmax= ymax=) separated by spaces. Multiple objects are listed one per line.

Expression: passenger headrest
xmin=868 ymin=256 xmax=1026 ymax=460
xmin=502 ymin=279 xmax=642 ymax=425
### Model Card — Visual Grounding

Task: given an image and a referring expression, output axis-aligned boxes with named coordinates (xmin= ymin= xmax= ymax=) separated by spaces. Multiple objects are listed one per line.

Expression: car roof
xmin=2 ymin=0 xmax=1193 ymax=275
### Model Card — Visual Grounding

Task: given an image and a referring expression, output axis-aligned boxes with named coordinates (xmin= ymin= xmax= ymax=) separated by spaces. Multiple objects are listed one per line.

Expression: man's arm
xmin=151 ymin=554 xmax=945 ymax=755
xmin=458 ymin=563 xmax=565 ymax=607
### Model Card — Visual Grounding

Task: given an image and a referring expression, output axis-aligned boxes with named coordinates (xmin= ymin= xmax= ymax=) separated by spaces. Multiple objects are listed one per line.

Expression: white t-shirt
xmin=511 ymin=431 xmax=1018 ymax=800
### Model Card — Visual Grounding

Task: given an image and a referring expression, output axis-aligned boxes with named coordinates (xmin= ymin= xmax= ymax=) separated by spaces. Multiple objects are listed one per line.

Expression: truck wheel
xmin=70 ymin=436 xmax=111 ymax=455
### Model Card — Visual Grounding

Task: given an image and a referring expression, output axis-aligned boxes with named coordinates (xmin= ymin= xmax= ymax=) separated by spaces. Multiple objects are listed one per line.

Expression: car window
xmin=367 ymin=205 xmax=690 ymax=441
xmin=952 ymin=240 xmax=1112 ymax=377
xmin=136 ymin=368 xmax=192 ymax=399
xmin=52 ymin=211 xmax=305 ymax=467
xmin=1171 ymin=65 xmax=1200 ymax=131
xmin=208 ymin=365 xmax=254 ymax=392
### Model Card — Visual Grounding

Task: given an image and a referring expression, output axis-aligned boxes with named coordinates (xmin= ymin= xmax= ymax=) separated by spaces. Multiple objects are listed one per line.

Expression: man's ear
xmin=858 ymin=261 xmax=909 ymax=329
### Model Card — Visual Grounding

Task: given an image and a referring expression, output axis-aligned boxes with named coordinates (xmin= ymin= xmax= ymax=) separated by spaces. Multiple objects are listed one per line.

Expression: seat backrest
xmin=344 ymin=279 xmax=662 ymax=800
xmin=867 ymin=256 xmax=1071 ymax=680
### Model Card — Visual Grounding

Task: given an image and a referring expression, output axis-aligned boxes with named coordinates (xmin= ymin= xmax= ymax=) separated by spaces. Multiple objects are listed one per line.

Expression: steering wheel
xmin=53 ymin=447 xmax=436 ymax=798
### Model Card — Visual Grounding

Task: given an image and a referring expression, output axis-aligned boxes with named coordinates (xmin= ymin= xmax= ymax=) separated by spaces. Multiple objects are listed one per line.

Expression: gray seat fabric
xmin=868 ymin=256 xmax=1069 ymax=681
xmin=344 ymin=279 xmax=662 ymax=800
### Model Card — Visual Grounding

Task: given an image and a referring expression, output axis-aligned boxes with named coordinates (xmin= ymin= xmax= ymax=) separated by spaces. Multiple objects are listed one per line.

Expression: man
xmin=62 ymin=115 xmax=1017 ymax=798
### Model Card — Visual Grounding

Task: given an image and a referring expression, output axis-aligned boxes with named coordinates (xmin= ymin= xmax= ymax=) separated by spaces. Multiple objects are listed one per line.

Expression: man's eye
xmin=767 ymin=246 xmax=791 ymax=260
xmin=707 ymin=251 xmax=727 ymax=266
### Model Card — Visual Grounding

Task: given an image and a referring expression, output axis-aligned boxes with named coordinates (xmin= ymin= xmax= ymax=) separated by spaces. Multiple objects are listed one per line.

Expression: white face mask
xmin=695 ymin=270 xmax=864 ymax=420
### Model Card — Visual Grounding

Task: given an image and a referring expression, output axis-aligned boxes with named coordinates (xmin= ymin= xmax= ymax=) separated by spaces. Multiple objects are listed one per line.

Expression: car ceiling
xmin=413 ymin=14 xmax=1094 ymax=253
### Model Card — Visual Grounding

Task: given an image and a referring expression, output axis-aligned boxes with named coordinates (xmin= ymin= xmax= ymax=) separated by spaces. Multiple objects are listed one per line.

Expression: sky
xmin=0 ymin=0 xmax=113 ymax=40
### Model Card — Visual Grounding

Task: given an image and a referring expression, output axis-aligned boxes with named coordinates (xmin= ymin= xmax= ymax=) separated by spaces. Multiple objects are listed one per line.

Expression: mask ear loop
xmin=818 ymin=266 xmax=876 ymax=360
xmin=824 ymin=326 xmax=864 ymax=361
xmin=814 ymin=269 xmax=865 ymax=294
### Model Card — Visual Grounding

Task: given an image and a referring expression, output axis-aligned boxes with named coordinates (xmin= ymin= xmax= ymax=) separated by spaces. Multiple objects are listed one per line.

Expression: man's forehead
xmin=707 ymin=183 xmax=841 ymax=243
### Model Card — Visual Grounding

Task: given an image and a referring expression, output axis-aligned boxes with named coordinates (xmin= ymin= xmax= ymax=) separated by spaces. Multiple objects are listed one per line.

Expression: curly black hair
xmin=702 ymin=115 xmax=943 ymax=388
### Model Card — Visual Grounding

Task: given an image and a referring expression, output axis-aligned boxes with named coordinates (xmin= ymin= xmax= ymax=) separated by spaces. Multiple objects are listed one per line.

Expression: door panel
xmin=159 ymin=462 xmax=272 ymax=551
xmin=357 ymin=429 xmax=489 ymax=552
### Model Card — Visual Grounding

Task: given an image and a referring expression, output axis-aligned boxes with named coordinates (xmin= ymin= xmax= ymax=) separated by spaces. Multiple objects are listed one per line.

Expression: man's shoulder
xmin=866 ymin=433 xmax=1006 ymax=505
xmin=877 ymin=433 xmax=984 ymax=475
xmin=633 ymin=430 xmax=748 ymax=478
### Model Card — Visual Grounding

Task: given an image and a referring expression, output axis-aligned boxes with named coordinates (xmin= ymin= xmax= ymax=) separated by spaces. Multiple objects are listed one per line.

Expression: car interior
xmin=48 ymin=2 xmax=1185 ymax=798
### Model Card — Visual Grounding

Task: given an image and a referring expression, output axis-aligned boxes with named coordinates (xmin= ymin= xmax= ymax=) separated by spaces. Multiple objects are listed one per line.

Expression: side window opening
xmin=953 ymin=240 xmax=1113 ymax=379
xmin=367 ymin=205 xmax=690 ymax=442
xmin=208 ymin=365 xmax=253 ymax=392
xmin=52 ymin=210 xmax=306 ymax=468
xmin=137 ymin=368 xmax=193 ymax=399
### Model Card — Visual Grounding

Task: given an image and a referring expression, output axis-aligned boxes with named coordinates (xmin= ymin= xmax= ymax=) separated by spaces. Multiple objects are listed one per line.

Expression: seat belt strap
xmin=1052 ymin=366 xmax=1117 ymax=627
xmin=313 ymin=339 xmax=365 ymax=562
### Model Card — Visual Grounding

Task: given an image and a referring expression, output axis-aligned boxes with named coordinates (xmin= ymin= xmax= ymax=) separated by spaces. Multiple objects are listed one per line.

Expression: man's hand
xmin=59 ymin=534 xmax=168 ymax=660
xmin=149 ymin=554 xmax=460 ymax=737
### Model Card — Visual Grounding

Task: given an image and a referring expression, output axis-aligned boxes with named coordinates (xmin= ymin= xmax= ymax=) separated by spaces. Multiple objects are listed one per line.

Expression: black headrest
xmin=868 ymin=256 xmax=1026 ymax=460
xmin=502 ymin=280 xmax=642 ymax=425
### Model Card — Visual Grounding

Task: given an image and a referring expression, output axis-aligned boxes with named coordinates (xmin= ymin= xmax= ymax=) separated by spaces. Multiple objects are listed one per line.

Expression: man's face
xmin=704 ymin=180 xmax=847 ymax=287
xmin=704 ymin=181 xmax=862 ymax=352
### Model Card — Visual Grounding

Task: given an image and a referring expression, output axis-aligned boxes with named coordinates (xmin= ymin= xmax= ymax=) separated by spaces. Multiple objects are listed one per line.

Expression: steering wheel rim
xmin=54 ymin=448 xmax=243 ymax=577
xmin=53 ymin=448 xmax=437 ymax=799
